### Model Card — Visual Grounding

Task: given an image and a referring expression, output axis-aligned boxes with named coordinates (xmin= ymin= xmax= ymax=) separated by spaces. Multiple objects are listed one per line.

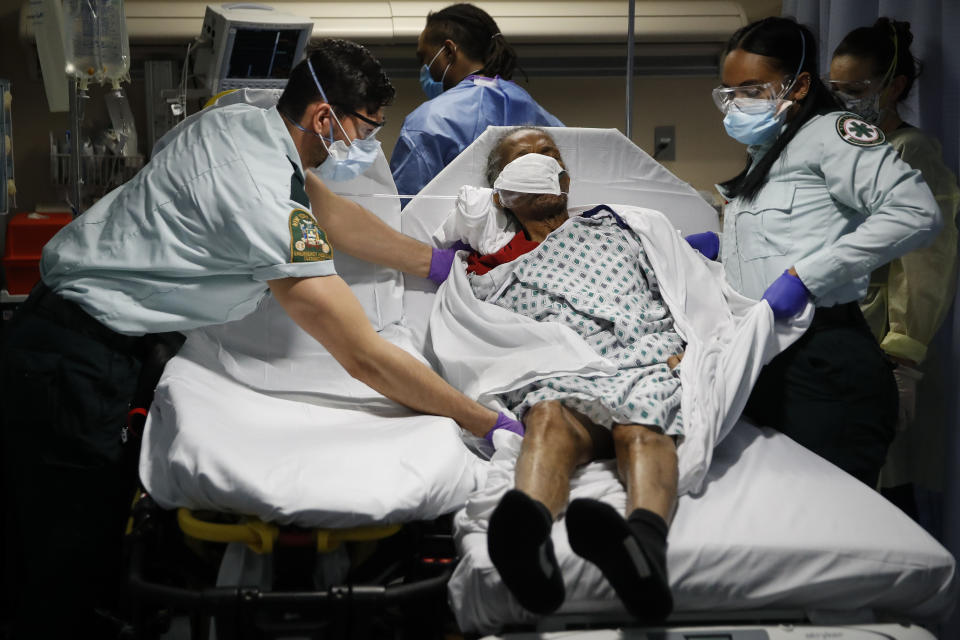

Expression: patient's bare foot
xmin=487 ymin=489 xmax=565 ymax=614
xmin=566 ymin=498 xmax=673 ymax=623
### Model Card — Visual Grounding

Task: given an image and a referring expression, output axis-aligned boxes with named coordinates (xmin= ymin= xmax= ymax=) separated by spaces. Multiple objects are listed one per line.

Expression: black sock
xmin=487 ymin=489 xmax=565 ymax=614
xmin=566 ymin=499 xmax=673 ymax=623
xmin=626 ymin=507 xmax=669 ymax=580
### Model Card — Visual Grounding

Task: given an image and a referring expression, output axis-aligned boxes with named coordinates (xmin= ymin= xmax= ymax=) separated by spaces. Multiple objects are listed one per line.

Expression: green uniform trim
xmin=289 ymin=160 xmax=310 ymax=208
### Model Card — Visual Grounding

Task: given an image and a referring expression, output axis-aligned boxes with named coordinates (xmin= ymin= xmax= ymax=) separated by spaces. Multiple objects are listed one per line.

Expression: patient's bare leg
xmin=487 ymin=401 xmax=605 ymax=614
xmin=566 ymin=424 xmax=676 ymax=623
xmin=514 ymin=400 xmax=607 ymax=517
xmin=614 ymin=425 xmax=678 ymax=523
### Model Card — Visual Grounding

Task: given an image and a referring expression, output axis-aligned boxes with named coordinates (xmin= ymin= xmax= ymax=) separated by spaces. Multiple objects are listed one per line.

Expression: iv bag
xmin=62 ymin=0 xmax=130 ymax=89
xmin=63 ymin=0 xmax=99 ymax=88
xmin=98 ymin=0 xmax=130 ymax=89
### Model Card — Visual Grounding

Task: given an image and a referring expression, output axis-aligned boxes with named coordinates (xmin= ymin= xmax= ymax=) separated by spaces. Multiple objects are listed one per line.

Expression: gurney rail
xmin=124 ymin=495 xmax=458 ymax=639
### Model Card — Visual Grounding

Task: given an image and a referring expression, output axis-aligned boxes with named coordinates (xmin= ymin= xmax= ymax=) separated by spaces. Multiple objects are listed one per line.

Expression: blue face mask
xmin=722 ymin=105 xmax=789 ymax=146
xmin=721 ymin=31 xmax=806 ymax=147
xmin=419 ymin=47 xmax=449 ymax=99
xmin=295 ymin=58 xmax=380 ymax=182
xmin=317 ymin=120 xmax=382 ymax=183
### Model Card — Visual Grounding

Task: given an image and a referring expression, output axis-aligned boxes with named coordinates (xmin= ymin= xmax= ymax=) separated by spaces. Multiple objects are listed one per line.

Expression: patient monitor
xmin=194 ymin=4 xmax=313 ymax=94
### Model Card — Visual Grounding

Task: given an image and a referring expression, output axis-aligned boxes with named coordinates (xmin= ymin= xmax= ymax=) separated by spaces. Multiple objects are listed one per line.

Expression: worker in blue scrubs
xmin=686 ymin=17 xmax=941 ymax=487
xmin=390 ymin=3 xmax=563 ymax=202
xmin=1 ymin=39 xmax=521 ymax=638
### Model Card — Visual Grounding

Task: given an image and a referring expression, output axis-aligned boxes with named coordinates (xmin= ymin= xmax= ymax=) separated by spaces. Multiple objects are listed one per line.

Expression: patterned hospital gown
xmin=475 ymin=208 xmax=685 ymax=435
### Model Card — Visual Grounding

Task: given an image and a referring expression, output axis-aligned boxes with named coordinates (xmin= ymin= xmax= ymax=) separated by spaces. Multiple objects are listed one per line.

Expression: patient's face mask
xmin=494 ymin=153 xmax=568 ymax=209
xmin=420 ymin=46 xmax=450 ymax=100
xmin=298 ymin=58 xmax=382 ymax=182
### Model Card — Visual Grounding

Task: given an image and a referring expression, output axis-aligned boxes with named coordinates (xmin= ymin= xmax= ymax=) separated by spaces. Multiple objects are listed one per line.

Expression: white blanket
xmin=429 ymin=204 xmax=812 ymax=496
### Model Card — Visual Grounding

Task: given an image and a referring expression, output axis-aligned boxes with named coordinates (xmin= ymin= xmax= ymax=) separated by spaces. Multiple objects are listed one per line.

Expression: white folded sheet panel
xmin=448 ymin=422 xmax=958 ymax=634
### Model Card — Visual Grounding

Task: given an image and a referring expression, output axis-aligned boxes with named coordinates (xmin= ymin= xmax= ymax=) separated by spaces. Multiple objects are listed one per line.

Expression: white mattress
xmin=448 ymin=422 xmax=958 ymax=634
xmin=140 ymin=318 xmax=487 ymax=528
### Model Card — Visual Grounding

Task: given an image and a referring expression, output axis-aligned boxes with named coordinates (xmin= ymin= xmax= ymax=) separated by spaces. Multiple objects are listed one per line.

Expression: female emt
xmin=829 ymin=19 xmax=960 ymax=511
xmin=686 ymin=16 xmax=941 ymax=486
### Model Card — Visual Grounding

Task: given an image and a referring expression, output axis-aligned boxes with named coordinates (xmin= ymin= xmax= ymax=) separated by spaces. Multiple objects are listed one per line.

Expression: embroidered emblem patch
xmin=289 ymin=209 xmax=332 ymax=263
xmin=836 ymin=114 xmax=885 ymax=147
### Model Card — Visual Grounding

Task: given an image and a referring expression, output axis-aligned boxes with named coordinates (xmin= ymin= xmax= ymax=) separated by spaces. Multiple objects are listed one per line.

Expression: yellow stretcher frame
xmin=176 ymin=508 xmax=402 ymax=554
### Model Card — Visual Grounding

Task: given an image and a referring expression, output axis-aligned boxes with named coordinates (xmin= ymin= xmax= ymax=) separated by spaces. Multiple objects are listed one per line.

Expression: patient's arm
xmin=304 ymin=170 xmax=432 ymax=278
xmin=269 ymin=274 xmax=498 ymax=437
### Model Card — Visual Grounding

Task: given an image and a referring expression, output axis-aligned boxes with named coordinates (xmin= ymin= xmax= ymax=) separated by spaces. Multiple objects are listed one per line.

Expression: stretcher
xmin=133 ymin=125 xmax=956 ymax=639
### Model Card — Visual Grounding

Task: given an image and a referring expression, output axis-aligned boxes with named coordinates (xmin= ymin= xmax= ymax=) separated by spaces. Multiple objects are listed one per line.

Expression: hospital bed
xmin=135 ymin=125 xmax=956 ymax=638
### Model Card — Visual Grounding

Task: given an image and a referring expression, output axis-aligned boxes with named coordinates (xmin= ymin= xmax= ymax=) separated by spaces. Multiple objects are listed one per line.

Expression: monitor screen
xmin=227 ymin=28 xmax=302 ymax=80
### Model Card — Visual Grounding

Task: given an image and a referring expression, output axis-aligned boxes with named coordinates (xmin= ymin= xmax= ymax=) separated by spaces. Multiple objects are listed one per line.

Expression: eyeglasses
xmin=711 ymin=79 xmax=793 ymax=115
xmin=822 ymin=76 xmax=878 ymax=97
xmin=342 ymin=109 xmax=385 ymax=140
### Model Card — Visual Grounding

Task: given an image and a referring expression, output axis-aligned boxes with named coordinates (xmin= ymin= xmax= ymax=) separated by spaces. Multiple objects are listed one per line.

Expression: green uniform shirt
xmin=41 ymin=105 xmax=336 ymax=335
xmin=720 ymin=112 xmax=941 ymax=307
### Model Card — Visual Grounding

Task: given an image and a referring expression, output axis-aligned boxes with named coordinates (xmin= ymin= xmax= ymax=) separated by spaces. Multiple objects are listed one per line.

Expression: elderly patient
xmin=471 ymin=127 xmax=682 ymax=622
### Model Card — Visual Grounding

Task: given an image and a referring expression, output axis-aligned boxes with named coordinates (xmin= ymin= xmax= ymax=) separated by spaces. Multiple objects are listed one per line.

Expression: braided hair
xmin=423 ymin=3 xmax=525 ymax=81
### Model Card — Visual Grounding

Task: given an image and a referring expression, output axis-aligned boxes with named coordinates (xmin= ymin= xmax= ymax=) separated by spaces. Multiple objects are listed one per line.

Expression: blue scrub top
xmin=390 ymin=75 xmax=563 ymax=203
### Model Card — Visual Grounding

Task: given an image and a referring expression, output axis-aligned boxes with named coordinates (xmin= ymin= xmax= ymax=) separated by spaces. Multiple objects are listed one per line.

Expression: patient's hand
xmin=667 ymin=352 xmax=684 ymax=370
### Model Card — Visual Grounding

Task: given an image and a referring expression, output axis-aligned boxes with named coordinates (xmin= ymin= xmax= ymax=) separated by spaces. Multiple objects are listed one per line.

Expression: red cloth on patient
xmin=465 ymin=231 xmax=541 ymax=275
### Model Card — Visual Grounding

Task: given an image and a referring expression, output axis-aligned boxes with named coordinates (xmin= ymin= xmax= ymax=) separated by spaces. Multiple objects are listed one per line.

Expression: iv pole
xmin=68 ymin=77 xmax=85 ymax=216
xmin=625 ymin=0 xmax=636 ymax=140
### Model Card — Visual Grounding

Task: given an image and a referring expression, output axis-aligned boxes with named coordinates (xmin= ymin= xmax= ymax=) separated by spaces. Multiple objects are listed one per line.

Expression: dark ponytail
xmin=424 ymin=3 xmax=525 ymax=81
xmin=718 ymin=17 xmax=842 ymax=202
xmin=833 ymin=17 xmax=923 ymax=104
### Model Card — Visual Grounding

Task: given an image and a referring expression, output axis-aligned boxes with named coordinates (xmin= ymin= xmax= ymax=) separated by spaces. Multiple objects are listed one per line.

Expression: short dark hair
xmin=718 ymin=17 xmax=841 ymax=201
xmin=424 ymin=3 xmax=524 ymax=81
xmin=484 ymin=126 xmax=553 ymax=186
xmin=833 ymin=17 xmax=922 ymax=104
xmin=277 ymin=39 xmax=395 ymax=121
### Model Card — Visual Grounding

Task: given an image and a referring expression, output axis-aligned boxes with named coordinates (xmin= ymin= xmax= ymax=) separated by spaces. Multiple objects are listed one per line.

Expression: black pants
xmin=1 ymin=283 xmax=180 ymax=637
xmin=744 ymin=303 xmax=898 ymax=487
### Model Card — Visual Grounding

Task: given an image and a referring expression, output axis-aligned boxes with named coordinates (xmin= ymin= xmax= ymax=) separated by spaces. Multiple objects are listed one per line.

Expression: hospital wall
xmin=379 ymin=74 xmax=746 ymax=200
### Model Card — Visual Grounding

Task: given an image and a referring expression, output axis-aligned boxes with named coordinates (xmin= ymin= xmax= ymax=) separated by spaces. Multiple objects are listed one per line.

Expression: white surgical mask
xmin=494 ymin=153 xmax=565 ymax=194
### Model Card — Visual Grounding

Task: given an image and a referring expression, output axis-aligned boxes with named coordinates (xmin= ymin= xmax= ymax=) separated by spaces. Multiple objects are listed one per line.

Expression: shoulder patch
xmin=836 ymin=114 xmax=885 ymax=147
xmin=289 ymin=209 xmax=333 ymax=263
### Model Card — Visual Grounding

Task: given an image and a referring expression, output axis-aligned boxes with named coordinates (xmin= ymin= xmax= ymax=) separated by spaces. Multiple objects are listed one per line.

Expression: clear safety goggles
xmin=711 ymin=79 xmax=792 ymax=115
xmin=822 ymin=76 xmax=880 ymax=98
xmin=342 ymin=109 xmax=385 ymax=141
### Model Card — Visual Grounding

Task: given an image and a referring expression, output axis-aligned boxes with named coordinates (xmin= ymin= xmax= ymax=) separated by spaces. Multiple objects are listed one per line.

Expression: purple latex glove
xmin=484 ymin=412 xmax=525 ymax=446
xmin=762 ymin=270 xmax=810 ymax=319
xmin=684 ymin=231 xmax=719 ymax=260
xmin=428 ymin=241 xmax=473 ymax=285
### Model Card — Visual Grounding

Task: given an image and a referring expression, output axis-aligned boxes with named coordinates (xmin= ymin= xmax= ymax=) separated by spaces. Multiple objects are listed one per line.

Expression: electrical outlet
xmin=654 ymin=125 xmax=676 ymax=162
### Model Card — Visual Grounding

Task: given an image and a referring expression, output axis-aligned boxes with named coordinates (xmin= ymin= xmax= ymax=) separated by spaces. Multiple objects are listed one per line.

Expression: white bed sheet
xmin=141 ymin=324 xmax=486 ymax=527
xmin=449 ymin=422 xmax=958 ymax=634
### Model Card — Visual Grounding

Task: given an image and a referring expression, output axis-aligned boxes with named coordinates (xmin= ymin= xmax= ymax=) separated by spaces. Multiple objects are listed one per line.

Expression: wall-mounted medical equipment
xmin=193 ymin=4 xmax=313 ymax=95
